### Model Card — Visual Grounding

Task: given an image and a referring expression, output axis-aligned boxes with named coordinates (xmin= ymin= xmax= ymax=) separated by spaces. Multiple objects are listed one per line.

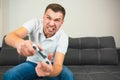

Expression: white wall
xmin=0 ymin=0 xmax=2 ymax=47
xmin=1 ymin=0 xmax=120 ymax=47
xmin=0 ymin=0 xmax=9 ymax=47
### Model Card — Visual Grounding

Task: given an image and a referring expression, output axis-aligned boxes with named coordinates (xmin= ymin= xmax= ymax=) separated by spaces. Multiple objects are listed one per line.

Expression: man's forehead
xmin=45 ymin=9 xmax=63 ymax=19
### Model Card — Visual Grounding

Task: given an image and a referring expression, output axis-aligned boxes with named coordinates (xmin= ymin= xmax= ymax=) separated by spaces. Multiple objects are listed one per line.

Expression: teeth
xmin=48 ymin=27 xmax=53 ymax=32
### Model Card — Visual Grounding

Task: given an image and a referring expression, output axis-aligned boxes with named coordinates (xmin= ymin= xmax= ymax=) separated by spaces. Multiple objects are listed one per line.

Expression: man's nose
xmin=49 ymin=20 xmax=55 ymax=26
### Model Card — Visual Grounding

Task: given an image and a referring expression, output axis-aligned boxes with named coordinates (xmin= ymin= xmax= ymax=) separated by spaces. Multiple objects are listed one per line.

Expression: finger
xmin=37 ymin=45 xmax=43 ymax=51
xmin=27 ymin=45 xmax=36 ymax=55
xmin=36 ymin=69 xmax=49 ymax=77
xmin=47 ymin=64 xmax=53 ymax=72
xmin=37 ymin=62 xmax=42 ymax=68
xmin=25 ymin=41 xmax=36 ymax=55
xmin=41 ymin=62 xmax=53 ymax=72
xmin=36 ymin=66 xmax=50 ymax=76
xmin=35 ymin=63 xmax=46 ymax=77
xmin=40 ymin=62 xmax=48 ymax=71
xmin=24 ymin=43 xmax=36 ymax=56
xmin=35 ymin=62 xmax=52 ymax=77
xmin=20 ymin=46 xmax=34 ymax=56
xmin=35 ymin=66 xmax=43 ymax=77
xmin=48 ymin=53 xmax=53 ymax=61
xmin=23 ymin=48 xmax=34 ymax=56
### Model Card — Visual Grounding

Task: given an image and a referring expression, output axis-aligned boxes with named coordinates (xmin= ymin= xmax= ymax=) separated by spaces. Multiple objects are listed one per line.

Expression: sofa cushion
xmin=64 ymin=36 xmax=119 ymax=65
xmin=64 ymin=48 xmax=79 ymax=65
xmin=99 ymin=48 xmax=118 ymax=64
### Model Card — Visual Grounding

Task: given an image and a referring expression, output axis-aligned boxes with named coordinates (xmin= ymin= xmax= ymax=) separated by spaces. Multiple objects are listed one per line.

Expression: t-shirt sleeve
xmin=22 ymin=18 xmax=37 ymax=33
xmin=56 ymin=32 xmax=69 ymax=55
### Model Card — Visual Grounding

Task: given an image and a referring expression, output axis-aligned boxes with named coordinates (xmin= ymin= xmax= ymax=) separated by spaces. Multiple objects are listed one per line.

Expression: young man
xmin=3 ymin=3 xmax=74 ymax=80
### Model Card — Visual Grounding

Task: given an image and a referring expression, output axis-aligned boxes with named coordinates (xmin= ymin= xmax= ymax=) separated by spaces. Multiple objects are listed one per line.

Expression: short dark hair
xmin=45 ymin=3 xmax=66 ymax=19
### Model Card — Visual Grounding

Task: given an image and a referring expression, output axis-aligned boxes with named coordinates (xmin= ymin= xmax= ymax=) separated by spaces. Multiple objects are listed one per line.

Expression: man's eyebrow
xmin=46 ymin=14 xmax=62 ymax=20
xmin=46 ymin=14 xmax=51 ymax=17
xmin=55 ymin=18 xmax=62 ymax=21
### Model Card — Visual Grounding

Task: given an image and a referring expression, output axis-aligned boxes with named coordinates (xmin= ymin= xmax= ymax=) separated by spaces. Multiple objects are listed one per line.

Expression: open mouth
xmin=48 ymin=27 xmax=55 ymax=32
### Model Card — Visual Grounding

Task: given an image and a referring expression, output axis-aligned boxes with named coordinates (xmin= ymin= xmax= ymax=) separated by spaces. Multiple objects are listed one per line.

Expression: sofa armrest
xmin=117 ymin=48 xmax=120 ymax=64
xmin=0 ymin=47 xmax=1 ymax=52
xmin=0 ymin=35 xmax=28 ymax=66
xmin=0 ymin=47 xmax=26 ymax=65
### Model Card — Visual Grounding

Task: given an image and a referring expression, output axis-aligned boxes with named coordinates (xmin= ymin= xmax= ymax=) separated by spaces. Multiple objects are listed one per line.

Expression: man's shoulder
xmin=59 ymin=29 xmax=68 ymax=38
xmin=56 ymin=29 xmax=68 ymax=42
xmin=32 ymin=18 xmax=43 ymax=24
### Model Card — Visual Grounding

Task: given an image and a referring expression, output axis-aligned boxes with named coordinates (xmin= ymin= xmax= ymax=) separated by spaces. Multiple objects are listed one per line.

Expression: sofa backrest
xmin=64 ymin=36 xmax=119 ymax=65
xmin=0 ymin=36 xmax=119 ymax=66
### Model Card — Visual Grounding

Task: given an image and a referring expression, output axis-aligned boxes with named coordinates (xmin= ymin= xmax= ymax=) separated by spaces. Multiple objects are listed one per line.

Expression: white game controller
xmin=33 ymin=44 xmax=51 ymax=65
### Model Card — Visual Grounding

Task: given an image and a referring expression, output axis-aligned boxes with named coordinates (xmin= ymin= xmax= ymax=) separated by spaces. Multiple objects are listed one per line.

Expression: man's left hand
xmin=35 ymin=61 xmax=53 ymax=77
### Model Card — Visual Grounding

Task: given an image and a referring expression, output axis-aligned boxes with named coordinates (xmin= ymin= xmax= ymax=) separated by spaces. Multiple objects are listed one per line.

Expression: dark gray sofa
xmin=0 ymin=36 xmax=120 ymax=80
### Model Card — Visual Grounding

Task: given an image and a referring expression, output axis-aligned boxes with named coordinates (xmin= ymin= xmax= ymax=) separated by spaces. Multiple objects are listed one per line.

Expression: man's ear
xmin=61 ymin=19 xmax=64 ymax=24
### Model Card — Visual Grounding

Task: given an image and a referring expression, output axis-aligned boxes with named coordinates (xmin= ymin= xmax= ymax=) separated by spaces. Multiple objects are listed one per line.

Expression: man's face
xmin=43 ymin=9 xmax=64 ymax=38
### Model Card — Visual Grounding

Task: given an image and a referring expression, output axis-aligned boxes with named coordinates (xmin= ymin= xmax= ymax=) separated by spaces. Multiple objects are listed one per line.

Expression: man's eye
xmin=55 ymin=19 xmax=60 ymax=22
xmin=46 ymin=16 xmax=51 ymax=20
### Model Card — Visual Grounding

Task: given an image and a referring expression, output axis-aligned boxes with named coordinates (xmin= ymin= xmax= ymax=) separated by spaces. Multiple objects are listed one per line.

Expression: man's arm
xmin=5 ymin=27 xmax=28 ymax=48
xmin=50 ymin=52 xmax=64 ymax=76
xmin=5 ymin=27 xmax=35 ymax=56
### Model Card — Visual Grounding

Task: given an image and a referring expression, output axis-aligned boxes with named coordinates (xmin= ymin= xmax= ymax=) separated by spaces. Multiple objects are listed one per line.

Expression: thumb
xmin=37 ymin=45 xmax=43 ymax=51
xmin=48 ymin=53 xmax=53 ymax=61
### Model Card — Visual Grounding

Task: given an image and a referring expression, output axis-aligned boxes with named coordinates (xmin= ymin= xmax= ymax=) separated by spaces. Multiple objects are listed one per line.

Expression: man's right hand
xmin=16 ymin=40 xmax=36 ymax=57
